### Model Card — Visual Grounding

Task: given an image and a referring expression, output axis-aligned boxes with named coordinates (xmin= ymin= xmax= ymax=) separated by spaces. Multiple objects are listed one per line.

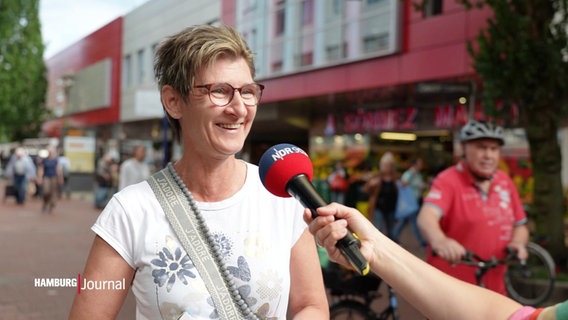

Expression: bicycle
xmin=323 ymin=263 xmax=400 ymax=320
xmin=457 ymin=241 xmax=556 ymax=307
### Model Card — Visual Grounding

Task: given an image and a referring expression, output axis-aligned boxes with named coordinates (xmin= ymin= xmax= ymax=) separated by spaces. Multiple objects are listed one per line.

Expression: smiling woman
xmin=69 ymin=25 xmax=329 ymax=320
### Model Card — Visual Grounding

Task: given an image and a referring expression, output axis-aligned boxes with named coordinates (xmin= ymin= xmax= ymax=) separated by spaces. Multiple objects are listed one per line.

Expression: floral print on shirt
xmin=151 ymin=245 xmax=196 ymax=292
xmin=151 ymin=232 xmax=281 ymax=319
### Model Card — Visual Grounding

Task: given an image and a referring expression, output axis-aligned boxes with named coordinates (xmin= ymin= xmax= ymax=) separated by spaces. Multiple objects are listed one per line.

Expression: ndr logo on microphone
xmin=269 ymin=144 xmax=307 ymax=161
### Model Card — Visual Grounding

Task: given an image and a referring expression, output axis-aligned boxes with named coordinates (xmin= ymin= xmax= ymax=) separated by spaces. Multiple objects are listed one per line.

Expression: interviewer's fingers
xmin=306 ymin=213 xmax=334 ymax=235
xmin=317 ymin=219 xmax=349 ymax=248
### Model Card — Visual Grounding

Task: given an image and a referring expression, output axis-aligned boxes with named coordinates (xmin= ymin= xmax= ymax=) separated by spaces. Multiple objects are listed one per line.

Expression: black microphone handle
xmin=286 ymin=174 xmax=370 ymax=276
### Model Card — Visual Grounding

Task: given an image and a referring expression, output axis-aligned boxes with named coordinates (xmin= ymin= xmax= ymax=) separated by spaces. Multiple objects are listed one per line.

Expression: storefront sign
xmin=64 ymin=136 xmax=96 ymax=173
xmin=416 ymin=82 xmax=471 ymax=95
xmin=435 ymin=104 xmax=468 ymax=128
xmin=343 ymin=107 xmax=417 ymax=133
xmin=434 ymin=102 xmax=519 ymax=128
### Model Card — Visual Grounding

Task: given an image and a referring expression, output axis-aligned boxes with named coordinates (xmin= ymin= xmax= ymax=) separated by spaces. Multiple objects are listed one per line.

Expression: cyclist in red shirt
xmin=417 ymin=120 xmax=529 ymax=295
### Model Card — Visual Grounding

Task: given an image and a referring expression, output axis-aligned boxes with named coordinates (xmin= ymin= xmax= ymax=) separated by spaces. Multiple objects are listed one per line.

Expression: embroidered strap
xmin=148 ymin=169 xmax=242 ymax=320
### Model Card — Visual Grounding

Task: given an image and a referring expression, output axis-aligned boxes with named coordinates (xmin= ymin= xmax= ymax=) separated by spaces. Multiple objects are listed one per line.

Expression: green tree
xmin=0 ymin=0 xmax=49 ymax=142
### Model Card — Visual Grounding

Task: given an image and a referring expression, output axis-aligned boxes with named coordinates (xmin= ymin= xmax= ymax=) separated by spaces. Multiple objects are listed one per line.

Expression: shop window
xmin=363 ymin=33 xmax=389 ymax=53
xmin=366 ymin=0 xmax=385 ymax=5
xmin=301 ymin=0 xmax=314 ymax=25
xmin=137 ymin=48 xmax=145 ymax=85
xmin=295 ymin=51 xmax=313 ymax=67
xmin=326 ymin=44 xmax=342 ymax=61
xmin=123 ymin=54 xmax=131 ymax=89
xmin=274 ymin=0 xmax=286 ymax=36
xmin=272 ymin=60 xmax=283 ymax=72
xmin=423 ymin=0 xmax=443 ymax=17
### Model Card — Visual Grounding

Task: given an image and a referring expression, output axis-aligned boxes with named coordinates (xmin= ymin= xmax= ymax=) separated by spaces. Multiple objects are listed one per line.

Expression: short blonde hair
xmin=380 ymin=152 xmax=395 ymax=166
xmin=154 ymin=25 xmax=256 ymax=141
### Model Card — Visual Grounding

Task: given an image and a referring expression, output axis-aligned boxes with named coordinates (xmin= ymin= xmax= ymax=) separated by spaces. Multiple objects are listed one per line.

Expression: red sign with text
xmin=343 ymin=108 xmax=417 ymax=133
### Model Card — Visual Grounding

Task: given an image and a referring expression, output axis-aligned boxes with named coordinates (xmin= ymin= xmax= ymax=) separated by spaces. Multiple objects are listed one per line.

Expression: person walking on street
xmin=57 ymin=148 xmax=71 ymax=199
xmin=392 ymin=157 xmax=427 ymax=247
xmin=417 ymin=120 xmax=529 ymax=296
xmin=118 ymin=144 xmax=150 ymax=191
xmin=37 ymin=147 xmax=63 ymax=213
xmin=70 ymin=25 xmax=329 ymax=319
xmin=365 ymin=152 xmax=398 ymax=239
xmin=4 ymin=147 xmax=36 ymax=205
xmin=94 ymin=154 xmax=114 ymax=209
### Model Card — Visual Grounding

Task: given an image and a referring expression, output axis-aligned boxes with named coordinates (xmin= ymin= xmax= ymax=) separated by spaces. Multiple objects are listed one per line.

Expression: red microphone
xmin=259 ymin=143 xmax=370 ymax=276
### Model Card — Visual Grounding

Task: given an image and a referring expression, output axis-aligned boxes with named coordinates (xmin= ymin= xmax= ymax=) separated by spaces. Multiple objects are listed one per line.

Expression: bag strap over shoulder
xmin=148 ymin=168 xmax=249 ymax=320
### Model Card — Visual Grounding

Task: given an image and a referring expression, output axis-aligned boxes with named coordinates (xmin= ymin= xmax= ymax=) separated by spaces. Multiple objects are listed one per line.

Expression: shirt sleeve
xmin=401 ymin=170 xmax=412 ymax=184
xmin=91 ymin=194 xmax=137 ymax=268
xmin=423 ymin=173 xmax=454 ymax=217
xmin=291 ymin=199 xmax=308 ymax=246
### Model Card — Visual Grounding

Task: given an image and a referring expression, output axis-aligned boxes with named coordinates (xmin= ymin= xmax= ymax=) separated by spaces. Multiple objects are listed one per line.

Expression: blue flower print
xmin=151 ymin=246 xmax=196 ymax=292
xmin=212 ymin=232 xmax=233 ymax=258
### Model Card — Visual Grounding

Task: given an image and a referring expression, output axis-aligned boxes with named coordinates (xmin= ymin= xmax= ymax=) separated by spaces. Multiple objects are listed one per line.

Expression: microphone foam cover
xmin=258 ymin=143 xmax=314 ymax=198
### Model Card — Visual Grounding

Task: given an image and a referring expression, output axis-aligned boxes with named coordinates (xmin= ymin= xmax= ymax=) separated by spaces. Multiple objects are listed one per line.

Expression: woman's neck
xmin=173 ymin=157 xmax=246 ymax=202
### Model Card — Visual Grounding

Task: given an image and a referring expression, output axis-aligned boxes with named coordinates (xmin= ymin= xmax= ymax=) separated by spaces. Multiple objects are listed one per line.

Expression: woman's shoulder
xmin=113 ymin=181 xmax=156 ymax=209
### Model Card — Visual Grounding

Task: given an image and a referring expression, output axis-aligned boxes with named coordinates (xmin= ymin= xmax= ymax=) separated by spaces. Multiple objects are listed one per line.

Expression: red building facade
xmin=44 ymin=18 xmax=123 ymax=138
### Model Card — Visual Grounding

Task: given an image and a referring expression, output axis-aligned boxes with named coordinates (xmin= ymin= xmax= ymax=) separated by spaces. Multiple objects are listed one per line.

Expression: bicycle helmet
xmin=459 ymin=120 xmax=505 ymax=145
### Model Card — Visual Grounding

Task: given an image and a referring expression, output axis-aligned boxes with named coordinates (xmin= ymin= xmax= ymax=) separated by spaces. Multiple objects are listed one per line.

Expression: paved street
xmin=0 ymin=182 xmax=135 ymax=320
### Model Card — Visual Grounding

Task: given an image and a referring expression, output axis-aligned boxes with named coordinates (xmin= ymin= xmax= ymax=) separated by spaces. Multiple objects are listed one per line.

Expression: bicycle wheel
xmin=330 ymin=300 xmax=374 ymax=320
xmin=505 ymin=241 xmax=556 ymax=306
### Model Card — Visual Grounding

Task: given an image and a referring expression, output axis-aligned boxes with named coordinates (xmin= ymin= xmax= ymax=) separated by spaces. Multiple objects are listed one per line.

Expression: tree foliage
xmin=0 ymin=0 xmax=49 ymax=142
xmin=460 ymin=0 xmax=568 ymax=266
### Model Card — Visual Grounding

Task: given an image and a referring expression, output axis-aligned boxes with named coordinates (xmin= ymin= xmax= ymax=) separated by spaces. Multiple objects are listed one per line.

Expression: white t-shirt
xmin=92 ymin=163 xmax=307 ymax=320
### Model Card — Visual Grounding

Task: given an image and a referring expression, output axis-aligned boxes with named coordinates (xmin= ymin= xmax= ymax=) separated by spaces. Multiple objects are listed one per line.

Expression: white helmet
xmin=459 ymin=120 xmax=504 ymax=145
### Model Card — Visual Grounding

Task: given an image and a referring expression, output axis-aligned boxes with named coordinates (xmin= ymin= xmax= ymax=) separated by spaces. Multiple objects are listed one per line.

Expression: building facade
xmin=225 ymin=0 xmax=493 ymax=172
xmin=44 ymin=0 xmax=565 ymax=198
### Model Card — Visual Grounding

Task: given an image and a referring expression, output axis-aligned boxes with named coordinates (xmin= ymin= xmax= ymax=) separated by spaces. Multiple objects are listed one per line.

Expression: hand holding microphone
xmin=259 ymin=143 xmax=370 ymax=276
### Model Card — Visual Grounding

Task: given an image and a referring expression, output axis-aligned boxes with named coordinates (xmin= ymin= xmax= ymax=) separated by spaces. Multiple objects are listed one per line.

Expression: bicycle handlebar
xmin=456 ymin=247 xmax=519 ymax=270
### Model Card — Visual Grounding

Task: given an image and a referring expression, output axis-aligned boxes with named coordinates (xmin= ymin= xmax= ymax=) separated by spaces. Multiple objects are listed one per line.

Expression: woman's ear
xmin=161 ymin=85 xmax=184 ymax=119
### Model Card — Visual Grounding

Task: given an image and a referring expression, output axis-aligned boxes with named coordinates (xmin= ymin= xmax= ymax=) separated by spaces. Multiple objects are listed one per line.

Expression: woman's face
xmin=181 ymin=57 xmax=257 ymax=159
xmin=380 ymin=160 xmax=394 ymax=173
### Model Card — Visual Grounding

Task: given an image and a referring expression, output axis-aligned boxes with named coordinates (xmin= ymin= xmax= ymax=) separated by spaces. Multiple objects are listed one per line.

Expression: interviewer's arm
xmin=305 ymin=204 xmax=522 ymax=320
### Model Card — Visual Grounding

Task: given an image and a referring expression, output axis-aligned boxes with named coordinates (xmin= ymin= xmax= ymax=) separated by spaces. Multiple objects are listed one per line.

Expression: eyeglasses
xmin=193 ymin=82 xmax=265 ymax=107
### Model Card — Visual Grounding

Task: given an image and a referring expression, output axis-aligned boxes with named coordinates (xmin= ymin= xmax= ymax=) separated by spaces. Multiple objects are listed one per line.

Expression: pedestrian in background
xmin=37 ymin=147 xmax=63 ymax=213
xmin=4 ymin=147 xmax=36 ymax=205
xmin=392 ymin=157 xmax=427 ymax=247
xmin=57 ymin=148 xmax=71 ymax=199
xmin=94 ymin=154 xmax=114 ymax=209
xmin=118 ymin=144 xmax=150 ymax=191
xmin=365 ymin=151 xmax=399 ymax=239
xmin=328 ymin=161 xmax=349 ymax=204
